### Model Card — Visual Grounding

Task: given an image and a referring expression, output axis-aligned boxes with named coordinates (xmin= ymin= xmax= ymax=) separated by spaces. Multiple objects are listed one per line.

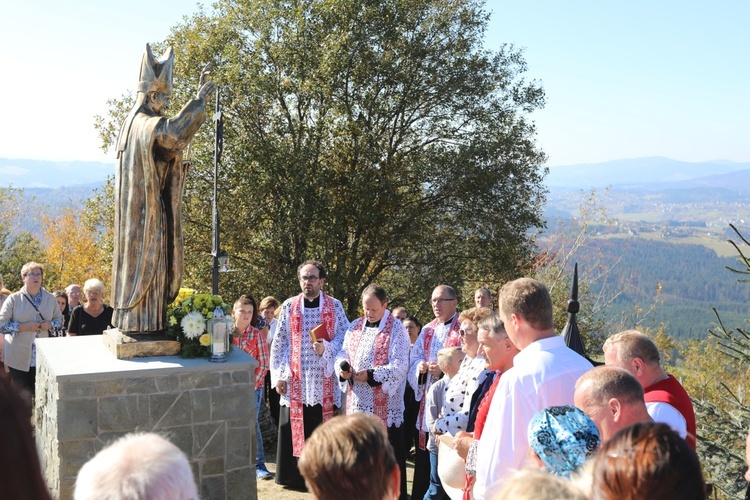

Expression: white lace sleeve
xmin=319 ymin=299 xmax=350 ymax=376
xmin=408 ymin=329 xmax=427 ymax=399
xmin=466 ymin=439 xmax=479 ymax=476
xmin=270 ymin=300 xmax=292 ymax=386
xmin=334 ymin=327 xmax=354 ymax=392
xmin=373 ymin=320 xmax=410 ymax=396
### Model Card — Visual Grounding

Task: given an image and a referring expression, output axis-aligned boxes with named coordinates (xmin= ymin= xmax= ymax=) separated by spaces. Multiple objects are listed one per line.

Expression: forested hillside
xmin=573 ymin=238 xmax=750 ymax=340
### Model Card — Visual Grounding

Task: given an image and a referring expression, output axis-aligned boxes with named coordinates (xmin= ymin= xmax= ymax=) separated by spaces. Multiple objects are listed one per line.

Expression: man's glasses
xmin=25 ymin=272 xmax=42 ymax=278
xmin=431 ymin=298 xmax=456 ymax=304
xmin=300 ymin=275 xmax=320 ymax=282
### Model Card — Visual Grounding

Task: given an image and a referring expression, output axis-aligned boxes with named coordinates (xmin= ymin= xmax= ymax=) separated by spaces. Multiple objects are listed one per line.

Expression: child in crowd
xmin=424 ymin=346 xmax=464 ymax=500
xmin=232 ymin=294 xmax=273 ymax=481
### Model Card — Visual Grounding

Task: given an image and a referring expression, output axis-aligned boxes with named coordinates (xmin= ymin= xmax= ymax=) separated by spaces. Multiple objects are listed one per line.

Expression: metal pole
xmin=211 ymin=87 xmax=223 ymax=295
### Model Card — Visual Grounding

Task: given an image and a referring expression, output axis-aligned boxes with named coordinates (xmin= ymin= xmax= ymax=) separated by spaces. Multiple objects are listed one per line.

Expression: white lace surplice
xmin=335 ymin=310 xmax=411 ymax=427
xmin=270 ymin=294 xmax=349 ymax=408
xmin=407 ymin=317 xmax=457 ymax=403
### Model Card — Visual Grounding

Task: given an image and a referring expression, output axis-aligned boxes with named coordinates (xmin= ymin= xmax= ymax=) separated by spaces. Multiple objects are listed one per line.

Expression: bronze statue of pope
xmin=112 ymin=45 xmax=214 ymax=333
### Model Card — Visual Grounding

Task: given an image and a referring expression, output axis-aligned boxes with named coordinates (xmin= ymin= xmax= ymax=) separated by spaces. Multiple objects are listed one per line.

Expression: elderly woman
xmin=433 ymin=306 xmax=493 ymax=436
xmin=0 ymin=262 xmax=64 ymax=399
xmin=67 ymin=279 xmax=114 ymax=336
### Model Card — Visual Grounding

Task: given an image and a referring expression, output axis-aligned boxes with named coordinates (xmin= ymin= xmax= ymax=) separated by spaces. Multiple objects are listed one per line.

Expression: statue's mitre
xmin=137 ymin=44 xmax=174 ymax=94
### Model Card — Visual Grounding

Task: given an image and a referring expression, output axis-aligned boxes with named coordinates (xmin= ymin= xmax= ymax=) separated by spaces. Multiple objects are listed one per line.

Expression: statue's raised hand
xmin=197 ymin=80 xmax=215 ymax=101
xmin=197 ymin=62 xmax=215 ymax=100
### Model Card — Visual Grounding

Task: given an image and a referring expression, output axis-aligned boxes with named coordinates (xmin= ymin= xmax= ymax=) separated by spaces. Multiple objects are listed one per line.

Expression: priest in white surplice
xmin=270 ymin=260 xmax=349 ymax=490
xmin=407 ymin=285 xmax=462 ymax=500
xmin=335 ymin=284 xmax=410 ymax=499
xmin=473 ymin=278 xmax=592 ymax=499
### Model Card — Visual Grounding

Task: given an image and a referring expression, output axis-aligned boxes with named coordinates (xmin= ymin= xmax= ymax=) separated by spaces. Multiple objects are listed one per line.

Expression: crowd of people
xmin=1 ymin=258 xmax=749 ymax=499
xmin=261 ymin=260 xmax=715 ymax=499
xmin=0 ymin=263 xmax=115 ymax=402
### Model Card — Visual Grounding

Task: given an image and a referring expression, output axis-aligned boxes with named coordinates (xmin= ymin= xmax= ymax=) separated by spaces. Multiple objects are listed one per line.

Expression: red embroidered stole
xmin=417 ymin=314 xmax=461 ymax=450
xmin=289 ymin=293 xmax=336 ymax=457
xmin=463 ymin=371 xmax=502 ymax=500
xmin=347 ymin=314 xmax=394 ymax=427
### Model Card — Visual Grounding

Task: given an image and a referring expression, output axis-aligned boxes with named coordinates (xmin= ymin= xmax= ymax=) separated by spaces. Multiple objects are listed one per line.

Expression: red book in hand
xmin=309 ymin=323 xmax=332 ymax=343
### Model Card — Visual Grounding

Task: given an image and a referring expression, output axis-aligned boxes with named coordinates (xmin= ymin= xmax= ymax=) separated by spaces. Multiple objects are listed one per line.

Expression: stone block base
xmin=102 ymin=328 xmax=181 ymax=359
xmin=35 ymin=336 xmax=258 ymax=500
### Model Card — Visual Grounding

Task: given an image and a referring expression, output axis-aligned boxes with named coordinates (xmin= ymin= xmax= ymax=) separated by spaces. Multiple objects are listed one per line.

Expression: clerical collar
xmin=304 ymin=295 xmax=320 ymax=308
xmin=443 ymin=314 xmax=456 ymax=326
xmin=365 ymin=319 xmax=382 ymax=328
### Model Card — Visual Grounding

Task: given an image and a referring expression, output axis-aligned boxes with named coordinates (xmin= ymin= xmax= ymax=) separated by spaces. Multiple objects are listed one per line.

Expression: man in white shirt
xmin=474 ymin=278 xmax=592 ymax=499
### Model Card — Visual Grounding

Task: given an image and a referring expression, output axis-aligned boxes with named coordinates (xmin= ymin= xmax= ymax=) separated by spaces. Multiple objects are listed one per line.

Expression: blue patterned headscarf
xmin=528 ymin=405 xmax=601 ymax=477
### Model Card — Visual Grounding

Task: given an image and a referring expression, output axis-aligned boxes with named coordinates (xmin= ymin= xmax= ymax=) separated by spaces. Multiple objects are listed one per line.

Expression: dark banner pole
xmin=211 ymin=87 xmax=223 ymax=295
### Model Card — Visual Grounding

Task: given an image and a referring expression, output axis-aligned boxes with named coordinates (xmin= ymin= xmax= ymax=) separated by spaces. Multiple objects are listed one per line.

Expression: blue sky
xmin=1 ymin=0 xmax=747 ymax=167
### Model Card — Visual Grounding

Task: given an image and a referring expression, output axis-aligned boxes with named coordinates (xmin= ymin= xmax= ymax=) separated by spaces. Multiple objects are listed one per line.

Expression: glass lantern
xmin=218 ymin=250 xmax=230 ymax=273
xmin=208 ymin=306 xmax=232 ymax=363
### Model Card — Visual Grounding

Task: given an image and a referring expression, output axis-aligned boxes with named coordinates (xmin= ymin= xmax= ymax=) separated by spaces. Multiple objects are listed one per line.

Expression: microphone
xmin=340 ymin=361 xmax=354 ymax=386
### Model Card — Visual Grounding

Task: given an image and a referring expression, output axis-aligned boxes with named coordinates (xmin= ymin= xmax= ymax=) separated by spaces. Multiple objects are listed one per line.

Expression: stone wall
xmin=36 ymin=336 xmax=258 ymax=500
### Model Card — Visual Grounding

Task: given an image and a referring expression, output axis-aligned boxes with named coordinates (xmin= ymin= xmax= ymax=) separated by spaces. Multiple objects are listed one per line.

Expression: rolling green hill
xmin=565 ymin=237 xmax=750 ymax=340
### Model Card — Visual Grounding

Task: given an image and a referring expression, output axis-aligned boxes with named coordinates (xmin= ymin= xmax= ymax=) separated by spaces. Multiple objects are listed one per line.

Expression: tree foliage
xmin=96 ymin=0 xmax=547 ymax=316
xmin=0 ymin=188 xmax=45 ymax=291
xmin=670 ymin=224 xmax=750 ymax=498
xmin=40 ymin=207 xmax=110 ymax=293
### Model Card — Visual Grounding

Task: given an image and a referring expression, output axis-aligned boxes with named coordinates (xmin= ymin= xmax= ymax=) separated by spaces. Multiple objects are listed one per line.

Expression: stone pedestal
xmin=102 ymin=328 xmax=181 ymax=359
xmin=35 ymin=336 xmax=258 ymax=500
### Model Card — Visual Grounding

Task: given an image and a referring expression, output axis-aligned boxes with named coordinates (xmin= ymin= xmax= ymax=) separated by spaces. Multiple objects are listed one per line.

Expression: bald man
xmin=574 ymin=365 xmax=653 ymax=443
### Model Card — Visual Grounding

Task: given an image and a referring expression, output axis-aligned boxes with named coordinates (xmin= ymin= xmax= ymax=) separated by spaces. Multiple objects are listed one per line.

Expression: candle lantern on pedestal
xmin=208 ymin=306 xmax=231 ymax=362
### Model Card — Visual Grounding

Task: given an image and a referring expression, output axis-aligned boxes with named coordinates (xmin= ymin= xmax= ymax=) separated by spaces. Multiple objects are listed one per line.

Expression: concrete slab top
xmin=36 ymin=336 xmax=256 ymax=380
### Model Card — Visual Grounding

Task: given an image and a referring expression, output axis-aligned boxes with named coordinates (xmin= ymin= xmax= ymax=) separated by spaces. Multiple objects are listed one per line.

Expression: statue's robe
xmin=112 ymin=97 xmax=206 ymax=333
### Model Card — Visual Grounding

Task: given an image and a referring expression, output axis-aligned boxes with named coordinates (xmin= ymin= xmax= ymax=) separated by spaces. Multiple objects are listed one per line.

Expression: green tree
xmin=97 ymin=0 xmax=547 ymax=316
xmin=681 ymin=224 xmax=750 ymax=498
xmin=0 ymin=188 xmax=45 ymax=291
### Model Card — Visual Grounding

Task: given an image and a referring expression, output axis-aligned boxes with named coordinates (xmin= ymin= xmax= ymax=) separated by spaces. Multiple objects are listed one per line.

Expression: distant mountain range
xmin=547 ymin=157 xmax=750 ymax=191
xmin=3 ymin=155 xmax=749 ymax=192
xmin=2 ymin=156 xmax=749 ymax=211
xmin=0 ymin=158 xmax=114 ymax=189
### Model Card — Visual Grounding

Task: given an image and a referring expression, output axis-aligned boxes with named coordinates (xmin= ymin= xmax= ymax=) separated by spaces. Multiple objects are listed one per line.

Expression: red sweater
xmin=644 ymin=375 xmax=696 ymax=449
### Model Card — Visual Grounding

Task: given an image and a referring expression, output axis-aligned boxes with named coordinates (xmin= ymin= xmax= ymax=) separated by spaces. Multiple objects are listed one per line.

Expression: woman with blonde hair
xmin=67 ymin=279 xmax=113 ymax=336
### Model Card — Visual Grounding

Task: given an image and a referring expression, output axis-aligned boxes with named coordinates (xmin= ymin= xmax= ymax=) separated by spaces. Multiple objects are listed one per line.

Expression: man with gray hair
xmin=603 ymin=329 xmax=696 ymax=449
xmin=74 ymin=432 xmax=198 ymax=500
xmin=474 ymin=287 xmax=492 ymax=309
xmin=453 ymin=311 xmax=520 ymax=496
xmin=574 ymin=365 xmax=653 ymax=443
xmin=65 ymin=284 xmax=82 ymax=313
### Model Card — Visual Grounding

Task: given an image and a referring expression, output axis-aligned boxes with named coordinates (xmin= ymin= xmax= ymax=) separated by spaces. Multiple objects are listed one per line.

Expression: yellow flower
xmin=207 ymin=311 xmax=214 ymax=319
xmin=199 ymin=334 xmax=211 ymax=346
xmin=201 ymin=308 xmax=209 ymax=316
xmin=169 ymin=316 xmax=177 ymax=326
